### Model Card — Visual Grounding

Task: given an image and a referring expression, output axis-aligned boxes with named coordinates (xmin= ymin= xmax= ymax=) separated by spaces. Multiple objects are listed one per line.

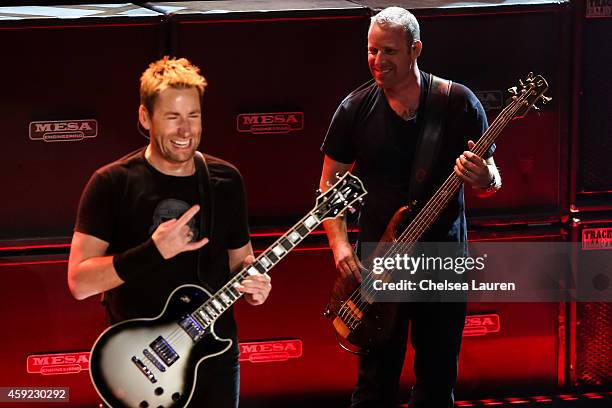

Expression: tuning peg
xmin=541 ymin=95 xmax=552 ymax=104
xmin=508 ymin=86 xmax=518 ymax=95
xmin=519 ymin=79 xmax=525 ymax=87
xmin=316 ymin=188 xmax=322 ymax=194
xmin=527 ymin=72 xmax=535 ymax=81
xmin=348 ymin=206 xmax=356 ymax=214
xmin=335 ymin=172 xmax=342 ymax=179
xmin=326 ymin=180 xmax=332 ymax=187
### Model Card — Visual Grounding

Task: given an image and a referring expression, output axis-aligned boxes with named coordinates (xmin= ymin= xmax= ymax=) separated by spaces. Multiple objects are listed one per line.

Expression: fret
xmin=212 ymin=299 xmax=224 ymax=312
xmin=205 ymin=305 xmax=217 ymax=318
xmin=296 ymin=223 xmax=309 ymax=237
xmin=266 ymin=252 xmax=279 ymax=263
xmin=259 ymin=255 xmax=272 ymax=269
xmin=219 ymin=292 xmax=232 ymax=305
xmin=271 ymin=244 xmax=286 ymax=258
xmin=192 ymin=312 xmax=207 ymax=328
xmin=303 ymin=214 xmax=318 ymax=229
xmin=197 ymin=309 xmax=212 ymax=324
xmin=279 ymin=237 xmax=293 ymax=250
xmin=287 ymin=230 xmax=301 ymax=244
xmin=253 ymin=262 xmax=267 ymax=274
xmin=227 ymin=285 xmax=241 ymax=299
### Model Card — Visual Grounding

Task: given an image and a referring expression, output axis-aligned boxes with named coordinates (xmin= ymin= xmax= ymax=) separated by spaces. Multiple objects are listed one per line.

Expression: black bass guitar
xmin=90 ymin=172 xmax=366 ymax=408
xmin=325 ymin=73 xmax=551 ymax=352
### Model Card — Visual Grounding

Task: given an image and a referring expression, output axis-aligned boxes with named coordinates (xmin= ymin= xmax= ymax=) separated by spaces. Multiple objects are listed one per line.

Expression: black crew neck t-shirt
xmin=75 ymin=148 xmax=250 ymax=337
xmin=322 ymin=71 xmax=494 ymax=245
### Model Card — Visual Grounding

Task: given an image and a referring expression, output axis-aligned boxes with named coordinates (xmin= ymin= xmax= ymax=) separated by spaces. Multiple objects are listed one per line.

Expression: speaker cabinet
xmin=356 ymin=0 xmax=572 ymax=223
xmin=0 ymin=257 xmax=107 ymax=406
xmin=569 ymin=213 xmax=612 ymax=390
xmin=146 ymin=1 xmax=372 ymax=225
xmin=574 ymin=1 xmax=612 ymax=210
xmin=235 ymin=225 xmax=568 ymax=404
xmin=0 ymin=5 xmax=164 ymax=242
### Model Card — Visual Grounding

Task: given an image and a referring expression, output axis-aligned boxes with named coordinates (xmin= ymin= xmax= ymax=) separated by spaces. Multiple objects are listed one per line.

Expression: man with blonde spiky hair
xmin=68 ymin=56 xmax=271 ymax=407
xmin=320 ymin=6 xmax=501 ymax=408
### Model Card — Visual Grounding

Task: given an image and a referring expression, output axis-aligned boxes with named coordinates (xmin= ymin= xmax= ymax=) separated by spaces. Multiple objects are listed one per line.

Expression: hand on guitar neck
xmin=454 ymin=140 xmax=501 ymax=197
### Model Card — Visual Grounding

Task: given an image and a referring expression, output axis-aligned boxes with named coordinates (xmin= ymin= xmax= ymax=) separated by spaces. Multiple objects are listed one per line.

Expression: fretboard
xmin=189 ymin=211 xmax=322 ymax=330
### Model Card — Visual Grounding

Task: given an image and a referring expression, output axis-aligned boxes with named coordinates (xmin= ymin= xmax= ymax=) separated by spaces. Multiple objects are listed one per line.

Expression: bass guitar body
xmin=326 ymin=205 xmax=413 ymax=352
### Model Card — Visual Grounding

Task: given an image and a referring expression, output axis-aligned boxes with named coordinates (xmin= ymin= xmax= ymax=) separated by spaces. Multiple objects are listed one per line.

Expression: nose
xmin=176 ymin=117 xmax=191 ymax=136
xmin=374 ymin=52 xmax=385 ymax=67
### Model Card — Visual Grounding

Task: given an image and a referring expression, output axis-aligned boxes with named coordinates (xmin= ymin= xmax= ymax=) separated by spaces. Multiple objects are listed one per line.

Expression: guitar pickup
xmin=131 ymin=356 xmax=157 ymax=383
xmin=150 ymin=336 xmax=179 ymax=367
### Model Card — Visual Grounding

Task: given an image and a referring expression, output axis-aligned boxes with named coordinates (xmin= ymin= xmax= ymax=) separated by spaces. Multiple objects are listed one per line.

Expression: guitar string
xmin=162 ymin=181 xmax=364 ymax=348
xmin=342 ymin=91 xmax=528 ymax=327
xmin=339 ymin=87 xmax=536 ymax=329
xmin=163 ymin=212 xmax=313 ymax=345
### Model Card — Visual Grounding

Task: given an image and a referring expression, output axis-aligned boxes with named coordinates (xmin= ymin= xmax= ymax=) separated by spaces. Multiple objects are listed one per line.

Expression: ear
xmin=139 ymin=105 xmax=151 ymax=130
xmin=412 ymin=40 xmax=422 ymax=59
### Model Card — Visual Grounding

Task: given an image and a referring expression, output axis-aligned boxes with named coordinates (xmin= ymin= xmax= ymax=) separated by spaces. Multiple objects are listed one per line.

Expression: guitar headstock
xmin=507 ymin=72 xmax=551 ymax=119
xmin=314 ymin=172 xmax=367 ymax=220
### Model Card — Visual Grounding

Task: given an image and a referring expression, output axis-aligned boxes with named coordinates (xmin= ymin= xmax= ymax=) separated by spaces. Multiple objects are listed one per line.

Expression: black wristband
xmin=113 ymin=238 xmax=165 ymax=283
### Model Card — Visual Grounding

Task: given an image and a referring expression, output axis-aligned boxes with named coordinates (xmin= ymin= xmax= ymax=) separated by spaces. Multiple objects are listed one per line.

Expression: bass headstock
xmin=507 ymin=72 xmax=551 ymax=119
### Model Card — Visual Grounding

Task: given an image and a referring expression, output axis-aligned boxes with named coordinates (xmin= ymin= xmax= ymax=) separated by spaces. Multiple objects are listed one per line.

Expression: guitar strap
xmin=408 ymin=73 xmax=452 ymax=202
xmin=194 ymin=152 xmax=214 ymax=285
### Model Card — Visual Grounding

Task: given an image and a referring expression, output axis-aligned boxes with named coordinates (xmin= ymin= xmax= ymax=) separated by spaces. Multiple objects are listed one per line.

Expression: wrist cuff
xmin=113 ymin=238 xmax=165 ymax=283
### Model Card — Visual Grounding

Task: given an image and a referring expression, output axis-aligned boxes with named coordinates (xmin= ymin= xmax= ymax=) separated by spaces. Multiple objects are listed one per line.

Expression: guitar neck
xmin=399 ymin=89 xmax=530 ymax=245
xmin=190 ymin=210 xmax=322 ymax=329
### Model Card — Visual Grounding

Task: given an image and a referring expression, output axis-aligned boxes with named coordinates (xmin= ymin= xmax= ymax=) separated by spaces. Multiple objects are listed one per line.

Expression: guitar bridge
xmin=131 ymin=356 xmax=157 ymax=383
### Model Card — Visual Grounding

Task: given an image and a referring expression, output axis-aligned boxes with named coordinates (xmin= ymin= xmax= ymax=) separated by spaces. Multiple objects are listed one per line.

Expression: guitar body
xmin=326 ymin=205 xmax=413 ymax=351
xmin=90 ymin=284 xmax=232 ymax=408
xmin=88 ymin=172 xmax=368 ymax=407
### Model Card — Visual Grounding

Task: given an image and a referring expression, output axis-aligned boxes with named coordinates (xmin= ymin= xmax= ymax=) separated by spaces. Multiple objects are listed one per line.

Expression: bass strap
xmin=408 ymin=73 xmax=452 ymax=202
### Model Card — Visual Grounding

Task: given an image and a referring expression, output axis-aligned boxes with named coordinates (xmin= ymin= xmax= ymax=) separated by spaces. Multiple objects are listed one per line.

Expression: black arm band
xmin=113 ymin=238 xmax=165 ymax=283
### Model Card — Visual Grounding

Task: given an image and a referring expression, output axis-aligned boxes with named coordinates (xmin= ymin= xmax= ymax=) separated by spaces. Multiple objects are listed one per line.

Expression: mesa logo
xmin=29 ymin=119 xmax=98 ymax=142
xmin=582 ymin=227 xmax=612 ymax=250
xmin=239 ymin=339 xmax=302 ymax=363
xmin=27 ymin=351 xmax=90 ymax=375
xmin=463 ymin=313 xmax=500 ymax=337
xmin=237 ymin=112 xmax=304 ymax=135
xmin=475 ymin=91 xmax=503 ymax=111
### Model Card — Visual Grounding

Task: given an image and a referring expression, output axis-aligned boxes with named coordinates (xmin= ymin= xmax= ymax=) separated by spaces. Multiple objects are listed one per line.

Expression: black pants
xmin=188 ymin=343 xmax=240 ymax=408
xmin=351 ymin=301 xmax=467 ymax=408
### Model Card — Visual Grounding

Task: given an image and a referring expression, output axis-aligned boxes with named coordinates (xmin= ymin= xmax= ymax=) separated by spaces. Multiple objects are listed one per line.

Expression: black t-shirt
xmin=75 ymin=147 xmax=250 ymax=338
xmin=322 ymin=71 xmax=494 ymax=245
